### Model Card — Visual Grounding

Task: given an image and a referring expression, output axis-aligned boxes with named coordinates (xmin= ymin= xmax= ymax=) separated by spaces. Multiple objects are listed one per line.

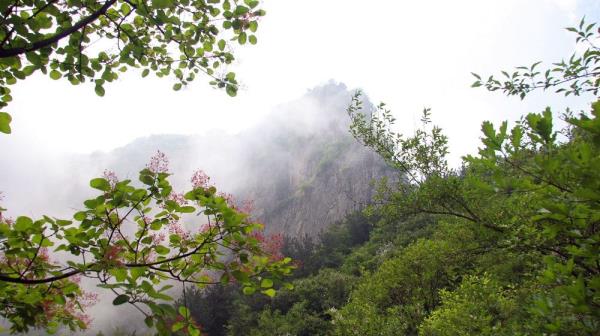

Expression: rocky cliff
xmin=4 ymin=82 xmax=394 ymax=237
xmin=232 ymin=83 xmax=393 ymax=235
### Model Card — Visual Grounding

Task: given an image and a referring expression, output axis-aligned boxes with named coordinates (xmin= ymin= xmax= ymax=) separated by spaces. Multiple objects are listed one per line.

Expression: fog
xmin=0 ymin=82 xmax=391 ymax=334
xmin=1 ymin=0 xmax=600 ymax=333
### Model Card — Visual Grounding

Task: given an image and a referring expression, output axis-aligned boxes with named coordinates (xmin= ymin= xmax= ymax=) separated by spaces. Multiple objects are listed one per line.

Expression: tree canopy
xmin=0 ymin=0 xmax=265 ymax=133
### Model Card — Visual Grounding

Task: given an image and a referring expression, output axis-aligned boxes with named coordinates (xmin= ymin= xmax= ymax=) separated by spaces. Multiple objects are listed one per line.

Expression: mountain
xmin=233 ymin=83 xmax=392 ymax=235
xmin=3 ymin=82 xmax=393 ymax=237
xmin=101 ymin=82 xmax=392 ymax=236
xmin=0 ymin=82 xmax=394 ymax=333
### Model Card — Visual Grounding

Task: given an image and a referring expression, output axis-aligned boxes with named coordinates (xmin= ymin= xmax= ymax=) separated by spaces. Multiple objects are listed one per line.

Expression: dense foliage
xmin=168 ymin=19 xmax=600 ymax=336
xmin=338 ymin=19 xmax=600 ymax=336
xmin=0 ymin=0 xmax=265 ymax=133
xmin=164 ymin=212 xmax=371 ymax=336
xmin=0 ymin=153 xmax=292 ymax=335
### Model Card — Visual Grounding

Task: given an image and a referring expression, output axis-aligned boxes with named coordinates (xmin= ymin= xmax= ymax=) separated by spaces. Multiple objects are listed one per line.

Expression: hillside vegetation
xmin=174 ymin=20 xmax=600 ymax=336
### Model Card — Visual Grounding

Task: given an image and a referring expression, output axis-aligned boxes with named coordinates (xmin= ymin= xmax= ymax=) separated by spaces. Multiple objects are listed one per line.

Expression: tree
xmin=419 ymin=275 xmax=523 ymax=336
xmin=0 ymin=0 xmax=265 ymax=133
xmin=0 ymin=152 xmax=293 ymax=335
xmin=332 ymin=222 xmax=482 ymax=336
xmin=343 ymin=19 xmax=600 ymax=335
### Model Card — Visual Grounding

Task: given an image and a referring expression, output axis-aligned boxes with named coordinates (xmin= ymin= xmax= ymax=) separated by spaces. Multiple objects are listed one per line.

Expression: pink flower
xmin=102 ymin=170 xmax=119 ymax=189
xmin=251 ymin=232 xmax=284 ymax=262
xmin=151 ymin=231 xmax=166 ymax=245
xmin=147 ymin=150 xmax=169 ymax=173
xmin=239 ymin=199 xmax=255 ymax=215
xmin=217 ymin=192 xmax=234 ymax=205
xmin=168 ymin=192 xmax=187 ymax=206
xmin=198 ymin=223 xmax=211 ymax=233
xmin=191 ymin=169 xmax=211 ymax=189
xmin=169 ymin=222 xmax=190 ymax=240
xmin=103 ymin=245 xmax=124 ymax=266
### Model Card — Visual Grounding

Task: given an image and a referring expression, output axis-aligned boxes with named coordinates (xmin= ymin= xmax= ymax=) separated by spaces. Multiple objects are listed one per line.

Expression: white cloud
xmin=552 ymin=0 xmax=578 ymax=21
xmin=1 ymin=0 xmax=598 ymax=159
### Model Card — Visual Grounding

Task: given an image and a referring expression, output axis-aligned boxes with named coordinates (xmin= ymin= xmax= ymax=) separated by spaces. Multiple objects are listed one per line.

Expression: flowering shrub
xmin=0 ymin=152 xmax=293 ymax=335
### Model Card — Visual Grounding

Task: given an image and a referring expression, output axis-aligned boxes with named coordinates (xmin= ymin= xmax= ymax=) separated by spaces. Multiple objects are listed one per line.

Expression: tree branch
xmin=0 ymin=0 xmax=117 ymax=58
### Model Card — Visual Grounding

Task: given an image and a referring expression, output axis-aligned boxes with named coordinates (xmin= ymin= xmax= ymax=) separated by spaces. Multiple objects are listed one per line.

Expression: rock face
xmin=232 ymin=83 xmax=393 ymax=236
xmin=238 ymin=137 xmax=391 ymax=236
xmin=3 ymin=82 xmax=393 ymax=237
xmin=95 ymin=82 xmax=394 ymax=236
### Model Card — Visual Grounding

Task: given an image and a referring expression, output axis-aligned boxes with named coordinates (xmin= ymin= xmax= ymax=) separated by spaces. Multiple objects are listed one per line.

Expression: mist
xmin=0 ymin=82 xmax=393 ymax=334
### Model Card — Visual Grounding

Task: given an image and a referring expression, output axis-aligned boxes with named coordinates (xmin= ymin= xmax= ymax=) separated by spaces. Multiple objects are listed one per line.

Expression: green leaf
xmin=95 ymin=84 xmax=105 ymax=97
xmin=169 ymin=234 xmax=181 ymax=244
xmin=189 ymin=327 xmax=200 ymax=336
xmin=73 ymin=211 xmax=87 ymax=221
xmin=14 ymin=216 xmax=33 ymax=231
xmin=234 ymin=5 xmax=249 ymax=15
xmin=262 ymin=288 xmax=276 ymax=297
xmin=150 ymin=220 xmax=163 ymax=230
xmin=179 ymin=206 xmax=195 ymax=213
xmin=218 ymin=39 xmax=226 ymax=51
xmin=238 ymin=32 xmax=247 ymax=45
xmin=54 ymin=294 xmax=66 ymax=305
xmin=260 ymin=278 xmax=273 ymax=288
xmin=171 ymin=321 xmax=184 ymax=332
xmin=152 ymin=0 xmax=174 ymax=9
xmin=243 ymin=286 xmax=255 ymax=295
xmin=220 ymin=272 xmax=230 ymax=284
xmin=49 ymin=70 xmax=61 ymax=80
xmin=120 ymin=3 xmax=131 ymax=15
xmin=249 ymin=35 xmax=257 ymax=45
xmin=226 ymin=84 xmax=237 ymax=97
xmin=482 ymin=121 xmax=495 ymax=139
xmin=232 ymin=270 xmax=249 ymax=283
xmin=90 ymin=178 xmax=111 ymax=191
xmin=140 ymin=174 xmax=155 ymax=185
xmin=110 ymin=268 xmax=128 ymax=282
xmin=155 ymin=245 xmax=170 ymax=255
xmin=178 ymin=306 xmax=190 ymax=317
xmin=0 ymin=112 xmax=12 ymax=134
xmin=130 ymin=267 xmax=146 ymax=281
xmin=112 ymin=294 xmax=130 ymax=305
xmin=248 ymin=21 xmax=258 ymax=32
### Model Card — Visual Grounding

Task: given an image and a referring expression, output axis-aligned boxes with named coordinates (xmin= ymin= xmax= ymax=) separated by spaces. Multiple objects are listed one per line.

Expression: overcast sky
xmin=2 ymin=0 xmax=600 ymax=163
xmin=1 ymin=2 xmax=599 ymax=332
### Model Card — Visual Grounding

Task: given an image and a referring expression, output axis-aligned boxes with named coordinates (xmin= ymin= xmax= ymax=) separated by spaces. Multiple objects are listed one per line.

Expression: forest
xmin=0 ymin=1 xmax=599 ymax=335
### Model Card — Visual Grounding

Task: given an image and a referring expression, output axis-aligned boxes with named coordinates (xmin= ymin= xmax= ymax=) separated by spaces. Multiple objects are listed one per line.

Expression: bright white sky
xmin=2 ymin=0 xmax=600 ymax=164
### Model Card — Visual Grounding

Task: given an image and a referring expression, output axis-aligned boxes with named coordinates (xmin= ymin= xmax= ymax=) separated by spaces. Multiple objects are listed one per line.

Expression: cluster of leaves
xmin=0 ymin=0 xmax=266 ymax=133
xmin=333 ymin=20 xmax=600 ymax=335
xmin=159 ymin=211 xmax=379 ymax=336
xmin=471 ymin=18 xmax=600 ymax=99
xmin=0 ymin=154 xmax=292 ymax=335
xmin=347 ymin=100 xmax=448 ymax=184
